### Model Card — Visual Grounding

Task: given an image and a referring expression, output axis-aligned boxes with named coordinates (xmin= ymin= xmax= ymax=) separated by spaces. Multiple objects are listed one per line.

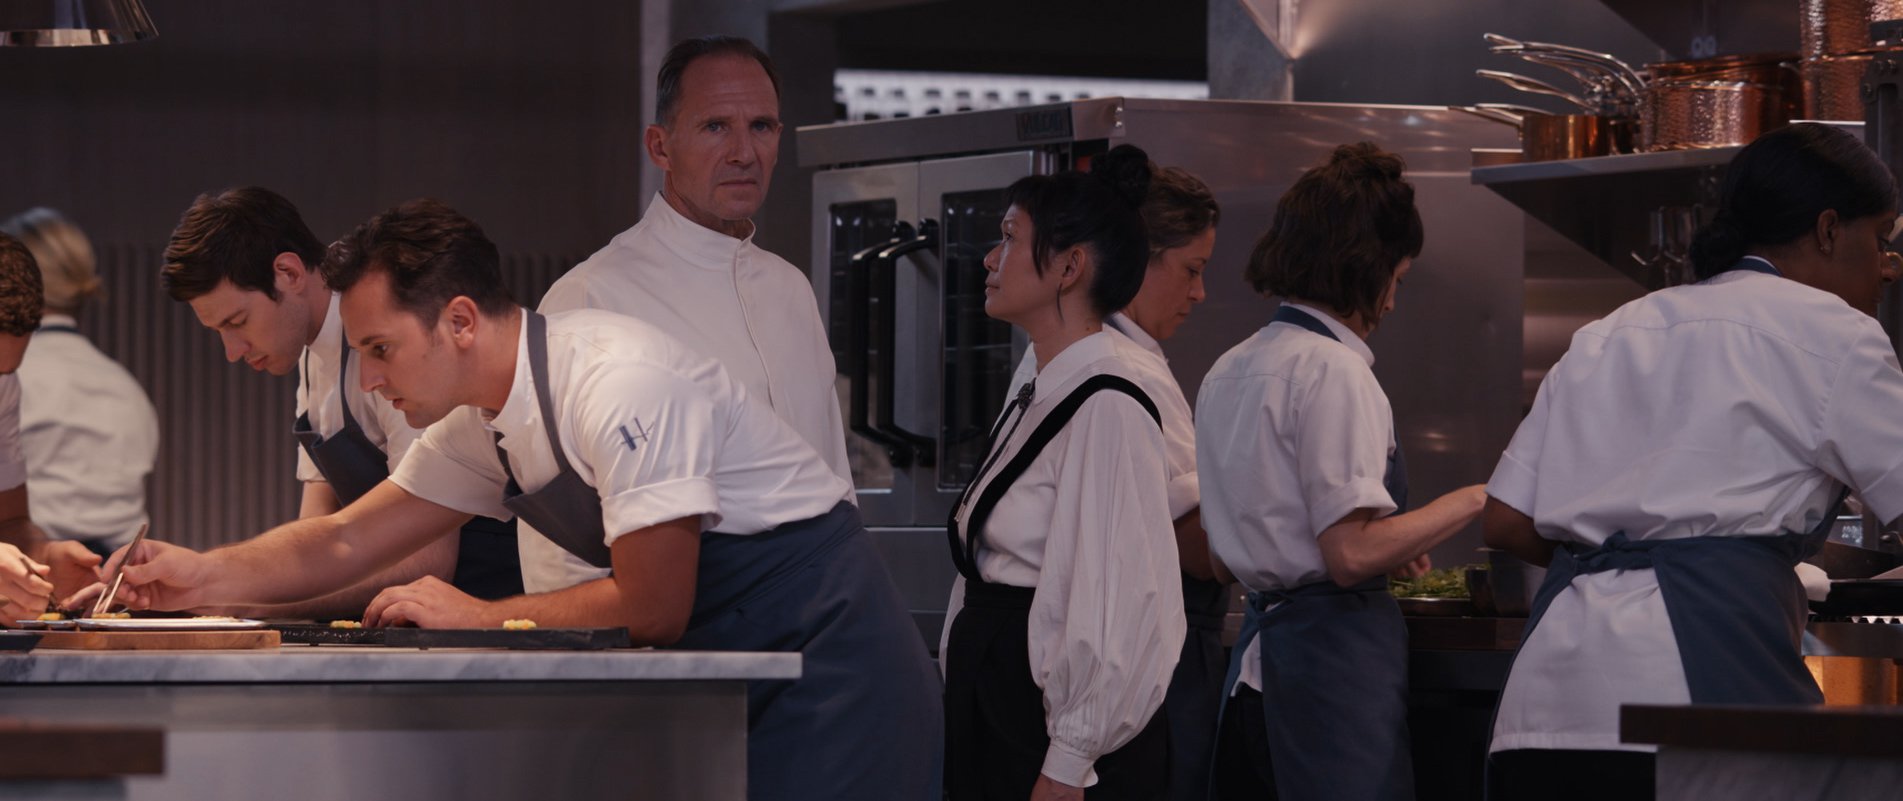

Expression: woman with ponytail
xmin=1198 ymin=143 xmax=1486 ymax=801
xmin=944 ymin=144 xmax=1184 ymax=801
xmin=1482 ymin=122 xmax=1903 ymax=800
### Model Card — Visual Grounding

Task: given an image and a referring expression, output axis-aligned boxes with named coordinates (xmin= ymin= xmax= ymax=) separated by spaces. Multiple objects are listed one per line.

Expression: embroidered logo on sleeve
xmin=618 ymin=419 xmax=654 ymax=452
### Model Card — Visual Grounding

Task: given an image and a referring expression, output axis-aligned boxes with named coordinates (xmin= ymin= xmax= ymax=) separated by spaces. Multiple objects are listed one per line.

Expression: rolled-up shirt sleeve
xmin=1294 ymin=359 xmax=1398 ymax=533
xmin=1029 ymin=394 xmax=1184 ymax=787
xmin=570 ymin=362 xmax=724 ymax=542
xmin=389 ymin=407 xmax=513 ymax=521
xmin=1818 ymin=325 xmax=1903 ymax=525
xmin=1488 ymin=362 xmax=1564 ymax=517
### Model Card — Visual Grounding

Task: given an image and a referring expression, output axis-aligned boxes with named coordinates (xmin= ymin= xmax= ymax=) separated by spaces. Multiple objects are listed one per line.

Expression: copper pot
xmin=1803 ymin=0 xmax=1903 ymax=58
xmin=1802 ymin=52 xmax=1875 ymax=120
xmin=1453 ymin=104 xmax=1633 ymax=161
xmin=1641 ymin=54 xmax=1799 ymax=151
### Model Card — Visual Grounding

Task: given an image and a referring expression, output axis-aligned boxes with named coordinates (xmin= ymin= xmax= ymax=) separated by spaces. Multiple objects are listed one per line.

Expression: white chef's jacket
xmin=1487 ymin=258 xmax=1903 ymax=754
xmin=18 ymin=316 xmax=158 ymax=548
xmin=539 ymin=192 xmax=850 ymax=484
xmin=295 ymin=294 xmax=419 ymax=481
xmin=0 ymin=375 xmax=22 ymax=494
xmin=944 ymin=330 xmax=1184 ymax=788
xmin=391 ymin=309 xmax=852 ymax=592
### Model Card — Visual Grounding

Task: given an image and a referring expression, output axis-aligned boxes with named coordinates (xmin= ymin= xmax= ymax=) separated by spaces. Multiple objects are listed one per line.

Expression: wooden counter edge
xmin=1622 ymin=703 xmax=1903 ymax=758
xmin=0 ymin=719 xmax=163 ymax=779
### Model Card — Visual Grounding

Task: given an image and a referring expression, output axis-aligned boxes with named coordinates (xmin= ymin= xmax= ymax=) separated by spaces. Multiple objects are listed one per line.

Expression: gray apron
xmin=493 ymin=311 xmax=942 ymax=801
xmin=294 ymin=335 xmax=523 ymax=600
xmin=1214 ymin=304 xmax=1415 ymax=801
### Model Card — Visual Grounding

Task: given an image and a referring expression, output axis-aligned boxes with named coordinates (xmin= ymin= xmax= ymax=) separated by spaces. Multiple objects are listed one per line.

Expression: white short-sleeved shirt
xmin=390 ymin=309 xmax=852 ymax=593
xmin=0 ymin=374 xmax=28 ymax=494
xmin=295 ymin=293 xmax=420 ymax=481
xmin=1197 ymin=303 xmax=1399 ymax=594
xmin=943 ymin=330 xmax=1184 ymax=788
xmin=1487 ymin=259 xmax=1903 ymax=753
xmin=18 ymin=316 xmax=159 ymax=547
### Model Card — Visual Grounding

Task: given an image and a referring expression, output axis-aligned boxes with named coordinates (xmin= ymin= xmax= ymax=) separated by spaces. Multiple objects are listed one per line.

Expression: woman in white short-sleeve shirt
xmin=1198 ymin=144 xmax=1486 ymax=801
xmin=943 ymin=144 xmax=1184 ymax=801
xmin=1484 ymin=123 xmax=1903 ymax=801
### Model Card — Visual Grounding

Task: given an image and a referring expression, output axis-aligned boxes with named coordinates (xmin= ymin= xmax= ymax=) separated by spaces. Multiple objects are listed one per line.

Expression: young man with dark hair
xmin=532 ymin=35 xmax=853 ymax=595
xmin=159 ymin=187 xmax=521 ymax=616
xmin=117 ymin=199 xmax=941 ymax=801
xmin=0 ymin=232 xmax=79 ymax=619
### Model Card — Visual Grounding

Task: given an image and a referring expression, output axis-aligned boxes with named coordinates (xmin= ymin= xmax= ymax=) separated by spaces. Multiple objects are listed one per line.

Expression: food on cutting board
xmin=329 ymin=620 xmax=363 ymax=629
xmin=37 ymin=612 xmax=65 ymax=621
xmin=1390 ymin=565 xmax=1484 ymax=599
xmin=93 ymin=612 xmax=133 ymax=619
xmin=502 ymin=619 xmax=537 ymax=630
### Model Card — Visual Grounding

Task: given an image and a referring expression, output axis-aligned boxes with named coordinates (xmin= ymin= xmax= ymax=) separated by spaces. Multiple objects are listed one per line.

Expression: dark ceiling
xmin=833 ymin=0 xmax=1206 ymax=81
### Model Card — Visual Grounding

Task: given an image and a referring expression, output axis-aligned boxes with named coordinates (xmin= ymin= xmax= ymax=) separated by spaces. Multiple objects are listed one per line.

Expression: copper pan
xmin=1803 ymin=0 xmax=1903 ymax=58
xmin=1641 ymin=53 xmax=1799 ymax=151
xmin=1802 ymin=52 xmax=1876 ymax=120
xmin=1452 ymin=104 xmax=1633 ymax=161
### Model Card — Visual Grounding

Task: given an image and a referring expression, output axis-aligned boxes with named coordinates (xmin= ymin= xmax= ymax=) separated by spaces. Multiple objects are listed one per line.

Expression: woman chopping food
xmin=1197 ymin=143 xmax=1486 ymax=801
xmin=1483 ymin=122 xmax=1903 ymax=800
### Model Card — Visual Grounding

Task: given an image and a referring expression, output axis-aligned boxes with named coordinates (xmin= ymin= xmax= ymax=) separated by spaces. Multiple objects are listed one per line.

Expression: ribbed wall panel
xmin=70 ymin=245 xmax=575 ymax=552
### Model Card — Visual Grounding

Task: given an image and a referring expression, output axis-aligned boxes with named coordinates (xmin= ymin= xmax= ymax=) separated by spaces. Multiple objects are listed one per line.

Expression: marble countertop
xmin=0 ymin=647 xmax=802 ymax=684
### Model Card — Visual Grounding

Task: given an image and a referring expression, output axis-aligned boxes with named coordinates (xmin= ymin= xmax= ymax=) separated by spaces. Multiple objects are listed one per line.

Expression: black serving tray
xmin=383 ymin=627 xmax=631 ymax=650
xmin=1810 ymin=579 xmax=1903 ymax=617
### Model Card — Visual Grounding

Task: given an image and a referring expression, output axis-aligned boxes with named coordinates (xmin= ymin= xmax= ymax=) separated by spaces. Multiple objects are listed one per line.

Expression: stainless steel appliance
xmin=800 ymin=98 xmax=1525 ymax=647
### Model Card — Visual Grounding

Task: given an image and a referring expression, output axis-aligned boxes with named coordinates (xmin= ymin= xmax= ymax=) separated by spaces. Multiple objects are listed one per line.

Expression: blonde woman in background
xmin=2 ymin=209 xmax=159 ymax=567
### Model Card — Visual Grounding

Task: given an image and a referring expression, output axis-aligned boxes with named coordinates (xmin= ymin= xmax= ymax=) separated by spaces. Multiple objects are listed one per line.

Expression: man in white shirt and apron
xmin=159 ymin=187 xmax=521 ymax=614
xmin=114 ymin=199 xmax=941 ymax=801
xmin=533 ymin=35 xmax=851 ymax=596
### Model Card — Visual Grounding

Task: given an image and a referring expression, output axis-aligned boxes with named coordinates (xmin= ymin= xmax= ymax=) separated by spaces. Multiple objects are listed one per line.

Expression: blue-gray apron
xmin=292 ymin=336 xmax=522 ymax=600
xmin=945 ymin=374 xmax=1171 ymax=801
xmin=1485 ymin=256 xmax=1848 ymax=775
xmin=1213 ymin=304 xmax=1415 ymax=801
xmin=491 ymin=311 xmax=942 ymax=801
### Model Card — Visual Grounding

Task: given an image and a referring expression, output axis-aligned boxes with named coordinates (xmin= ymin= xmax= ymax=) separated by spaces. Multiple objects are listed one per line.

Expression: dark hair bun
xmin=1091 ymin=144 xmax=1154 ymax=211
xmin=1328 ymin=142 xmax=1407 ymax=183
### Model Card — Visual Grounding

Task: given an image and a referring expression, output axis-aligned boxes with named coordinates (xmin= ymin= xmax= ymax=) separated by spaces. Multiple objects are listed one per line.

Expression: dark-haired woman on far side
xmin=944 ymin=144 xmax=1184 ymax=801
xmin=1483 ymin=123 xmax=1903 ymax=801
xmin=1199 ymin=143 xmax=1486 ymax=801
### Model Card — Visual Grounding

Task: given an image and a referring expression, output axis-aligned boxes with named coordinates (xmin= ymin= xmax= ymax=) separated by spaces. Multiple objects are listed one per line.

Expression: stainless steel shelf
xmin=1471 ymin=147 xmax=1742 ymax=186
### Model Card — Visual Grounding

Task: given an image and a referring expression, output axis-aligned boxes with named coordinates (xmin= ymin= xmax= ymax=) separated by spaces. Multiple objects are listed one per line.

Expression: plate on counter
xmin=12 ymin=618 xmax=77 ymax=630
xmin=75 ymin=617 xmax=266 ymax=631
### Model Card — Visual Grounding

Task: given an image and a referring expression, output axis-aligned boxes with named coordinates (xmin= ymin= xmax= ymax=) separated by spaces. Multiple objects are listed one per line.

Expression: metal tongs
xmin=88 ymin=523 xmax=149 ymax=619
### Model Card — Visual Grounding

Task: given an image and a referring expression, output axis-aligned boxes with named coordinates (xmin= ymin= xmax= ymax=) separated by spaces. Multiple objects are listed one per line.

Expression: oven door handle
xmin=872 ymin=218 xmax=942 ymax=467
xmin=847 ymin=225 xmax=920 ymax=468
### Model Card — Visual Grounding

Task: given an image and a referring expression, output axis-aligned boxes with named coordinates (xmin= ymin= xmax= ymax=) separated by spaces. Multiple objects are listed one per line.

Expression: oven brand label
xmin=1015 ymin=108 xmax=1072 ymax=141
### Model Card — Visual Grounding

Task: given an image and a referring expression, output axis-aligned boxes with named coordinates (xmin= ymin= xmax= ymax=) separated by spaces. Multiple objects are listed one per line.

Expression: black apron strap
xmin=949 ymin=373 xmax=1161 ymax=584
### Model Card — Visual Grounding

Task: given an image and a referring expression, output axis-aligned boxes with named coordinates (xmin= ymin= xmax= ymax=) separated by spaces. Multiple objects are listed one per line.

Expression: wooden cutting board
xmin=34 ymin=629 xmax=281 ymax=650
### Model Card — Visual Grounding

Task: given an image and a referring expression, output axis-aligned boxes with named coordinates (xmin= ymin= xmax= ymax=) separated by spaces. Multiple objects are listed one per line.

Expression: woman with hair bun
xmin=1482 ymin=121 xmax=1903 ymax=800
xmin=1199 ymin=143 xmax=1486 ymax=801
xmin=944 ymin=143 xmax=1185 ymax=801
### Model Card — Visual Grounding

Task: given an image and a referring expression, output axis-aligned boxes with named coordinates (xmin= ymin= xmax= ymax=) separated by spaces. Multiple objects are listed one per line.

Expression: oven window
xmin=939 ymin=188 xmax=1015 ymax=490
xmin=829 ymin=199 xmax=898 ymax=491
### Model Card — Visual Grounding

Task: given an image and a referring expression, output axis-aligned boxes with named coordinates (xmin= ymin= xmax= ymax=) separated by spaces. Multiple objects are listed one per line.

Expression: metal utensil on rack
xmin=89 ymin=523 xmax=149 ymax=619
xmin=1475 ymin=69 xmax=1599 ymax=113
xmin=1484 ymin=32 xmax=1647 ymax=96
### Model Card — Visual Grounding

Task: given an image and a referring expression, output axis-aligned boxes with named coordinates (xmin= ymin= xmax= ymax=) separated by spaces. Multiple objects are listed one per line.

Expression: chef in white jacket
xmin=534 ymin=35 xmax=850 ymax=596
xmin=1484 ymin=123 xmax=1903 ymax=801
xmin=0 ymin=232 xmax=60 ymax=619
xmin=944 ymin=145 xmax=1183 ymax=801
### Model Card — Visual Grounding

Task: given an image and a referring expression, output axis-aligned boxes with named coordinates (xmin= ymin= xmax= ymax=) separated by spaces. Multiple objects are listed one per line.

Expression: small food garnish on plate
xmin=100 ymin=612 xmax=133 ymax=619
xmin=37 ymin=612 xmax=64 ymax=621
xmin=190 ymin=616 xmax=237 ymax=621
xmin=329 ymin=620 xmax=363 ymax=629
xmin=502 ymin=619 xmax=537 ymax=630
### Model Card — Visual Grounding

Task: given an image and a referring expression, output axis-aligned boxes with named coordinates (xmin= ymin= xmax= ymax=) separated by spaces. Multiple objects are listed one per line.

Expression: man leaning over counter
xmin=0 ymin=232 xmax=72 ymax=620
xmin=157 ymin=187 xmax=521 ymax=616
xmin=107 ymin=199 xmax=941 ymax=801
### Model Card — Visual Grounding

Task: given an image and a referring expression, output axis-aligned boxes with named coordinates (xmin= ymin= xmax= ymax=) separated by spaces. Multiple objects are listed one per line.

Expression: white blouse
xmin=1487 ymin=260 xmax=1903 ymax=753
xmin=18 ymin=316 xmax=158 ymax=548
xmin=944 ymin=330 xmax=1184 ymax=788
